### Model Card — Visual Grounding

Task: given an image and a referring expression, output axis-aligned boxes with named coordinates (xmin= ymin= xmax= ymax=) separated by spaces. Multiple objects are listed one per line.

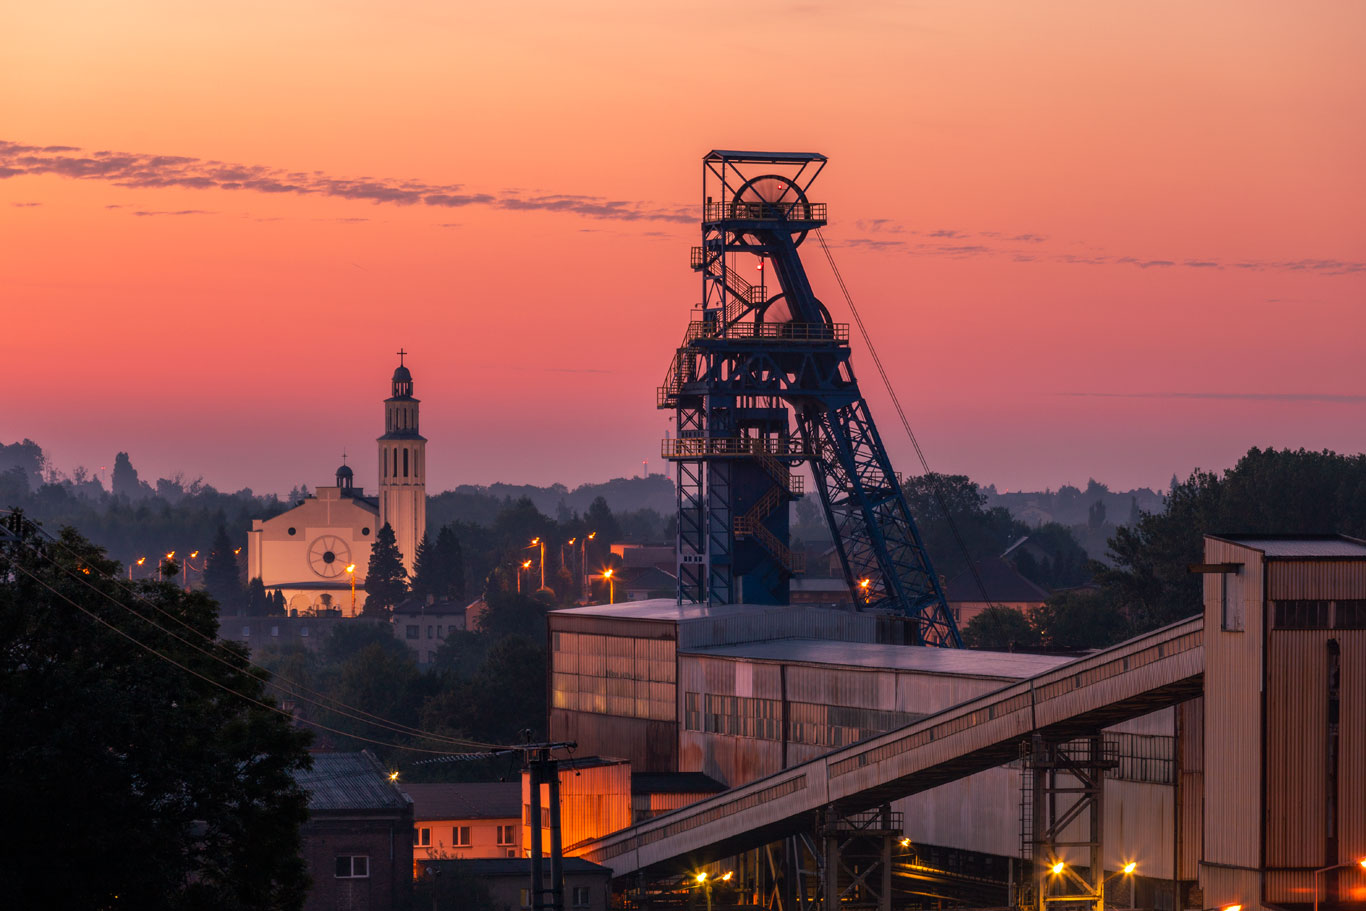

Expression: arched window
xmin=403 ymin=448 xmax=409 ymax=478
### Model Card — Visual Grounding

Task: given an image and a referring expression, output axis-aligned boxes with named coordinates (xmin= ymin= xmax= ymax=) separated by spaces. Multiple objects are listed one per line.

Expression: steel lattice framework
xmin=660 ymin=150 xmax=961 ymax=646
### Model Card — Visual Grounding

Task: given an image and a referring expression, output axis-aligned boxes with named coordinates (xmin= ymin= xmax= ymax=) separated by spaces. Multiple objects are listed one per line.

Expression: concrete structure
xmin=295 ymin=751 xmax=414 ymax=911
xmin=392 ymin=597 xmax=466 ymax=665
xmin=377 ymin=351 xmax=426 ymax=579
xmin=403 ymin=782 xmax=521 ymax=864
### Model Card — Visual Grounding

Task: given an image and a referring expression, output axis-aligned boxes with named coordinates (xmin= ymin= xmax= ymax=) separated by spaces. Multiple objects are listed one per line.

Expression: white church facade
xmin=247 ymin=353 xmax=427 ymax=615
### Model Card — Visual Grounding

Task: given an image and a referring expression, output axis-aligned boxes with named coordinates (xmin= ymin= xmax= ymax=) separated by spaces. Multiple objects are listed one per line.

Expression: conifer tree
xmin=270 ymin=589 xmax=287 ymax=615
xmin=409 ymin=533 xmax=433 ymax=597
xmin=203 ymin=525 xmax=244 ymax=614
xmin=365 ymin=523 xmax=407 ymax=616
xmin=244 ymin=576 xmax=268 ymax=614
xmin=435 ymin=525 xmax=465 ymax=601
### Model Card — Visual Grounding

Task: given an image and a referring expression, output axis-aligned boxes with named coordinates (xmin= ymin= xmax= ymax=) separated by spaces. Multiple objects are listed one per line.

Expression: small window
xmin=240 ymin=625 xmax=250 ymax=637
xmin=335 ymin=855 xmax=369 ymax=879
xmin=453 ymin=825 xmax=470 ymax=847
xmin=573 ymin=886 xmax=590 ymax=908
xmin=362 ymin=526 xmax=371 ymax=536
xmin=300 ymin=626 xmax=309 ymax=638
xmin=497 ymin=824 xmax=516 ymax=846
xmin=287 ymin=527 xmax=296 ymax=536
xmin=506 ymin=848 xmax=517 ymax=858
xmin=1275 ymin=599 xmax=1331 ymax=629
xmin=1219 ymin=574 xmax=1243 ymax=631
xmin=406 ymin=625 xmax=420 ymax=640
xmin=414 ymin=827 xmax=431 ymax=847
xmin=427 ymin=625 xmax=433 ymax=639
xmin=270 ymin=625 xmax=279 ymax=637
xmin=1335 ymin=600 xmax=1366 ymax=629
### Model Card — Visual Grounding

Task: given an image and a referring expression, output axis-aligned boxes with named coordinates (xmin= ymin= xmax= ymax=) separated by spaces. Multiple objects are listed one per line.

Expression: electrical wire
xmin=3 ymin=512 xmax=501 ymax=750
xmin=814 ymin=229 xmax=995 ymax=611
xmin=4 ymin=556 xmax=472 ymax=756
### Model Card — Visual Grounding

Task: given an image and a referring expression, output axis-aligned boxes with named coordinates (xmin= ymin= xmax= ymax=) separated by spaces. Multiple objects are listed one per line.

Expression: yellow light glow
xmin=522 ymin=560 xmax=532 ymax=569
xmin=531 ymin=537 xmax=540 ymax=545
xmin=900 ymin=837 xmax=910 ymax=847
xmin=1359 ymin=858 xmax=1366 ymax=870
xmin=136 ymin=557 xmax=146 ymax=565
xmin=858 ymin=578 xmax=871 ymax=589
xmin=1051 ymin=862 xmax=1065 ymax=875
xmin=1123 ymin=862 xmax=1136 ymax=875
xmin=721 ymin=871 xmax=733 ymax=882
xmin=234 ymin=547 xmax=241 ymax=554
xmin=567 ymin=537 xmax=576 ymax=545
xmin=190 ymin=551 xmax=198 ymax=558
xmin=588 ymin=531 xmax=596 ymax=539
xmin=603 ymin=568 xmax=613 ymax=579
xmin=166 ymin=551 xmax=175 ymax=559
xmin=694 ymin=872 xmax=707 ymax=884
xmin=1222 ymin=905 xmax=1241 ymax=911
xmin=346 ymin=564 xmax=356 ymax=574
xmin=388 ymin=771 xmax=399 ymax=782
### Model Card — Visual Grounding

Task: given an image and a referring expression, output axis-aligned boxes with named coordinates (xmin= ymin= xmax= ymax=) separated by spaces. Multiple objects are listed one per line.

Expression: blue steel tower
xmin=661 ymin=151 xmax=961 ymax=647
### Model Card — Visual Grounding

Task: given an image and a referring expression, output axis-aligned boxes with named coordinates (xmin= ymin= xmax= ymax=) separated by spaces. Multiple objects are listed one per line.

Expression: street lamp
xmin=529 ymin=537 xmax=545 ymax=590
xmin=345 ymin=563 xmax=357 ymax=616
xmin=1314 ymin=857 xmax=1366 ymax=911
xmin=858 ymin=577 xmax=872 ymax=603
xmin=160 ymin=551 xmax=175 ymax=581
xmin=130 ymin=556 xmax=145 ymax=581
xmin=581 ymin=532 xmax=596 ymax=601
xmin=601 ymin=568 xmax=615 ymax=605
xmin=519 ymin=559 xmax=532 ymax=594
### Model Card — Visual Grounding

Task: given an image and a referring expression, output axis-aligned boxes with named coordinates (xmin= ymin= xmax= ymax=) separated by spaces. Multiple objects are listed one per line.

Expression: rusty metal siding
xmin=1201 ymin=537 xmax=1265 ymax=871
xmin=1267 ymin=560 xmax=1366 ymax=600
xmin=1341 ymin=630 xmax=1366 ymax=879
xmin=1264 ymin=632 xmax=1330 ymax=869
xmin=1176 ymin=697 xmax=1204 ymax=880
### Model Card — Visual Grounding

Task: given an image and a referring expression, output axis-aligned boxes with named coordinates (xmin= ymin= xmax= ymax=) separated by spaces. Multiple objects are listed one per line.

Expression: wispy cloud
xmin=1061 ymin=391 xmax=1366 ymax=404
xmin=0 ymin=139 xmax=691 ymax=223
xmin=10 ymin=201 xmax=41 ymax=207
xmin=131 ymin=208 xmax=214 ymax=217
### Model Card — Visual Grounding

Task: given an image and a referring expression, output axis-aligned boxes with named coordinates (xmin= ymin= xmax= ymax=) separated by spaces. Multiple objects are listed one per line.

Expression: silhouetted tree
xmin=963 ymin=605 xmax=1041 ymax=650
xmin=245 ymin=576 xmax=268 ymax=614
xmin=111 ymin=451 xmax=147 ymax=500
xmin=271 ymin=589 xmax=287 ymax=615
xmin=0 ymin=514 xmax=312 ymax=908
xmin=365 ymin=523 xmax=407 ymax=616
xmin=203 ymin=525 xmax=244 ymax=614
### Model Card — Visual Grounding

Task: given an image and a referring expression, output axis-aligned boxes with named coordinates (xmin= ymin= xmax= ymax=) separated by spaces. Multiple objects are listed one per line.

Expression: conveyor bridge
xmin=579 ymin=616 xmax=1204 ymax=879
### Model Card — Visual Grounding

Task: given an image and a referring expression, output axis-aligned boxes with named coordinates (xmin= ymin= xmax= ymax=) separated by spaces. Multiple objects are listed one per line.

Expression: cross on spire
xmin=397 ymin=348 xmax=407 ymax=366
xmin=341 ymin=449 xmax=347 ymax=465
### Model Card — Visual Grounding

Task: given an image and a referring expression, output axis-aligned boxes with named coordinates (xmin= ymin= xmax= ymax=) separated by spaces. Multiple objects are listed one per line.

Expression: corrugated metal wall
xmin=1267 ymin=561 xmax=1366 ymax=600
xmin=1264 ymin=632 xmax=1329 ymax=869
xmin=1176 ymin=697 xmax=1204 ymax=881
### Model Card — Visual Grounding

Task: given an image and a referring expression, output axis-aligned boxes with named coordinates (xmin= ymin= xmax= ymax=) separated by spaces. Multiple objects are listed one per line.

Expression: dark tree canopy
xmin=365 ymin=523 xmax=408 ymax=616
xmin=204 ymin=524 xmax=244 ymax=614
xmin=411 ymin=525 xmax=465 ymax=602
xmin=962 ymin=605 xmax=1040 ymax=650
xmin=0 ymin=514 xmax=313 ymax=909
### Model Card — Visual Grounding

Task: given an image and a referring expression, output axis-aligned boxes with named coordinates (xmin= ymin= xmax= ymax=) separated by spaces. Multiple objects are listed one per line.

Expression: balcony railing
xmin=684 ymin=320 xmax=848 ymax=343
xmin=704 ymin=200 xmax=827 ymax=223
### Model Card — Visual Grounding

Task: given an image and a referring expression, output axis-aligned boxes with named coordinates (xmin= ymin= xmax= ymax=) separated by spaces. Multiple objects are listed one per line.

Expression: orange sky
xmin=2 ymin=1 xmax=1363 ymax=497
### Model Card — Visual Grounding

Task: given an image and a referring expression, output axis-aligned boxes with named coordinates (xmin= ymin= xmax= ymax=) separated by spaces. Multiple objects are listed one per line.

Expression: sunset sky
xmin=3 ymin=1 xmax=1363 ymax=498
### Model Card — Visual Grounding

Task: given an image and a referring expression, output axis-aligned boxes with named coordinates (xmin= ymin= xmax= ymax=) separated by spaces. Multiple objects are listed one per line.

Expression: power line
xmin=2 ymin=511 xmax=500 ymax=751
xmin=814 ymin=229 xmax=995 ymax=611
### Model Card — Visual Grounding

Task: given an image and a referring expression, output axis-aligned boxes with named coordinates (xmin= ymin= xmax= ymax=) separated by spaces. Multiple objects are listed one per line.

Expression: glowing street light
xmin=529 ymin=537 xmax=545 ymax=590
xmin=130 ymin=556 xmax=146 ymax=581
xmin=518 ymin=559 xmax=532 ymax=594
xmin=601 ymin=568 xmax=615 ymax=605
xmin=858 ymin=577 xmax=872 ymax=603
xmin=581 ymin=532 xmax=596 ymax=602
xmin=1051 ymin=861 xmax=1065 ymax=876
xmin=345 ymin=563 xmax=357 ymax=616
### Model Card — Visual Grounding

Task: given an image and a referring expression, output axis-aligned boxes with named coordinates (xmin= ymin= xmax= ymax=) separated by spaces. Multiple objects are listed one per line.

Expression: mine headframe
xmin=660 ymin=150 xmax=961 ymax=647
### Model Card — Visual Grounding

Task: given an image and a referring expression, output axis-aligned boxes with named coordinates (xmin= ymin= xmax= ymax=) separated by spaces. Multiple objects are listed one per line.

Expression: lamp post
xmin=345 ymin=563 xmax=357 ymax=616
xmin=530 ymin=537 xmax=545 ymax=590
xmin=160 ymin=551 xmax=175 ymax=581
xmin=519 ymin=559 xmax=532 ymax=594
xmin=581 ymin=532 xmax=595 ymax=601
xmin=601 ymin=568 xmax=615 ymax=605
xmin=858 ymin=577 xmax=872 ymax=603
xmin=1314 ymin=857 xmax=1366 ymax=911
xmin=130 ymin=556 xmax=145 ymax=581
xmin=182 ymin=550 xmax=200 ymax=589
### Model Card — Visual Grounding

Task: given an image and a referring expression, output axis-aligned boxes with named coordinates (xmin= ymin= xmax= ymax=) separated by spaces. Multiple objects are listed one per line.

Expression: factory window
xmin=1274 ymin=599 xmax=1331 ymax=629
xmin=452 ymin=826 xmax=470 ymax=847
xmin=572 ymin=886 xmax=591 ymax=908
xmin=1333 ymin=600 xmax=1366 ymax=628
xmin=1219 ymin=574 xmax=1242 ymax=631
xmin=414 ymin=827 xmax=431 ymax=847
xmin=335 ymin=855 xmax=369 ymax=879
xmin=1107 ymin=732 xmax=1175 ymax=784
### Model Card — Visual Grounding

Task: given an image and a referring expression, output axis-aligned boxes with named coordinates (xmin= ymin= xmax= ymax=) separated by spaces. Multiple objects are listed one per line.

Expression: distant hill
xmin=427 ymin=473 xmax=675 ymax=529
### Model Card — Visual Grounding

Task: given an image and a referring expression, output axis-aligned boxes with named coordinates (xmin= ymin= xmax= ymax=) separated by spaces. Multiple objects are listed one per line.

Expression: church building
xmin=247 ymin=353 xmax=428 ymax=614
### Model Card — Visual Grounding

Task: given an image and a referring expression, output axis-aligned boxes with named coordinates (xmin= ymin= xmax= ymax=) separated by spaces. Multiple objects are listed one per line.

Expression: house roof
xmin=943 ymin=556 xmax=1050 ymax=604
xmin=418 ymin=857 xmax=611 ymax=878
xmin=631 ymin=772 xmax=726 ymax=795
xmin=402 ymin=782 xmax=520 ymax=820
xmin=683 ymin=638 xmax=1071 ymax=679
xmin=1209 ymin=534 xmax=1366 ymax=558
xmin=295 ymin=751 xmax=411 ymax=812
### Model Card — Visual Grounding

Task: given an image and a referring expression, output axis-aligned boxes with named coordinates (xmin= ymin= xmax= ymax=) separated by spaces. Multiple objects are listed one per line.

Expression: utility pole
xmin=523 ymin=740 xmax=575 ymax=911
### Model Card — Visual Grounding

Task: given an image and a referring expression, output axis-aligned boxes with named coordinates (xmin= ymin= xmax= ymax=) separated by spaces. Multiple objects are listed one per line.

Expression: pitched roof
xmin=295 ymin=751 xmax=411 ymax=812
xmin=944 ymin=556 xmax=1050 ymax=604
xmin=402 ymin=782 xmax=521 ymax=820
xmin=1209 ymin=534 xmax=1366 ymax=558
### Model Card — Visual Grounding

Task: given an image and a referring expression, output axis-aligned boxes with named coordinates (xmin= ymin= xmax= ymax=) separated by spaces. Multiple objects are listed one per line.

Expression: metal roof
xmin=552 ymin=599 xmax=781 ymax=623
xmin=1210 ymin=534 xmax=1366 ymax=558
xmin=682 ymin=638 xmax=1073 ymax=679
xmin=295 ymin=751 xmax=411 ymax=812
xmin=705 ymin=150 xmax=827 ymax=162
xmin=402 ymin=782 xmax=520 ymax=820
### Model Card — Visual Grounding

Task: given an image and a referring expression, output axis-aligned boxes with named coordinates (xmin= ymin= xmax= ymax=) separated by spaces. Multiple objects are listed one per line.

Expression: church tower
xmin=377 ymin=350 xmax=426 ymax=578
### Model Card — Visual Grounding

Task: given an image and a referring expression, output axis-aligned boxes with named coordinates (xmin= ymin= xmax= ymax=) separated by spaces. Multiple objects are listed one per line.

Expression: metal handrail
xmin=704 ymin=201 xmax=828 ymax=222
xmin=684 ymin=321 xmax=849 ymax=343
xmin=661 ymin=437 xmax=821 ymax=460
